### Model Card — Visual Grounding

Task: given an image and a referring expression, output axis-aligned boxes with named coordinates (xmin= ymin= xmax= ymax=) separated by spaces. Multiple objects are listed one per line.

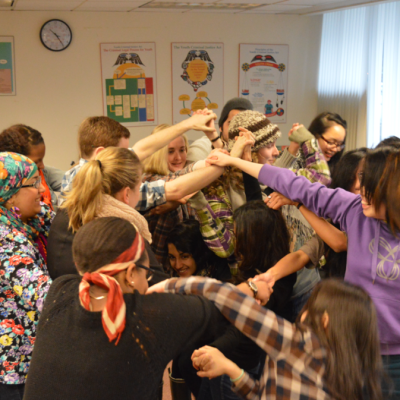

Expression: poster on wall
xmin=172 ymin=43 xmax=223 ymax=125
xmin=0 ymin=36 xmax=16 ymax=96
xmin=100 ymin=42 xmax=158 ymax=127
xmin=239 ymin=44 xmax=288 ymax=123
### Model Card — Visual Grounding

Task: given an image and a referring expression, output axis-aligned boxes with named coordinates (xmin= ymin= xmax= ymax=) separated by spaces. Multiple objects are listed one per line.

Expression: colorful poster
xmin=0 ymin=36 xmax=15 ymax=96
xmin=172 ymin=43 xmax=224 ymax=124
xmin=239 ymin=44 xmax=288 ymax=123
xmin=100 ymin=42 xmax=158 ymax=127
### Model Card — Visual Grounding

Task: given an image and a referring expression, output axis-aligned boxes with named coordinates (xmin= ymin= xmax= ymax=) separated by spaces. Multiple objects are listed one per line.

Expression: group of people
xmin=0 ymin=97 xmax=399 ymax=400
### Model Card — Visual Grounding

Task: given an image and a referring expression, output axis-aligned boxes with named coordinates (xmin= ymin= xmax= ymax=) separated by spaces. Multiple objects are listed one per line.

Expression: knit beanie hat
xmin=218 ymin=98 xmax=253 ymax=129
xmin=227 ymin=110 xmax=281 ymax=152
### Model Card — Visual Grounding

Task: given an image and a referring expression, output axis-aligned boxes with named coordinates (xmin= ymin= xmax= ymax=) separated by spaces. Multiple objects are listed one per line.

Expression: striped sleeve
xmin=292 ymin=139 xmax=331 ymax=186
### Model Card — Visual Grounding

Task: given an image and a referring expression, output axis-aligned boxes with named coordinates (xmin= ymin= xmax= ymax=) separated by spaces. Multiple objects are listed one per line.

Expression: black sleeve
xmin=243 ymin=172 xmax=263 ymax=202
xmin=266 ymin=272 xmax=296 ymax=317
xmin=47 ymin=209 xmax=77 ymax=280
xmin=142 ymin=293 xmax=229 ymax=363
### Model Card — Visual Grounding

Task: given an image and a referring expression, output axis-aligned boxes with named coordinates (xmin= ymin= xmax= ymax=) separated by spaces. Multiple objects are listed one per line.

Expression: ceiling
xmin=0 ymin=0 xmax=396 ymax=15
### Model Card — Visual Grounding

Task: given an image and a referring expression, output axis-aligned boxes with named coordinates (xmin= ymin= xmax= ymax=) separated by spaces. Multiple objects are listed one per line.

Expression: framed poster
xmin=239 ymin=44 xmax=288 ymax=123
xmin=0 ymin=36 xmax=16 ymax=95
xmin=172 ymin=43 xmax=224 ymax=124
xmin=100 ymin=42 xmax=158 ymax=127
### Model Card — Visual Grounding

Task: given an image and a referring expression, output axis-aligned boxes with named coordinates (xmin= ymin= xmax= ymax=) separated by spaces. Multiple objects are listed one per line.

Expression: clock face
xmin=40 ymin=19 xmax=72 ymax=52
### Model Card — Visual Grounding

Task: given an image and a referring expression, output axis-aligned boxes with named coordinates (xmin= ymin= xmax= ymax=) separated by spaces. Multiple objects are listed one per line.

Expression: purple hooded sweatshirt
xmin=259 ymin=164 xmax=400 ymax=355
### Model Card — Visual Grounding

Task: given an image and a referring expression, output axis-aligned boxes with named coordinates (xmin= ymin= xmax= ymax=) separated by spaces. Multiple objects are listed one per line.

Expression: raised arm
xmin=165 ymin=165 xmax=223 ymax=201
xmin=188 ymin=188 xmax=235 ymax=258
xmin=163 ymin=277 xmax=297 ymax=360
xmin=132 ymin=112 xmax=217 ymax=161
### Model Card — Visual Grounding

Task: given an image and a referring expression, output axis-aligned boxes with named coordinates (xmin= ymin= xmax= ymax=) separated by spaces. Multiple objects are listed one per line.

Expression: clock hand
xmin=50 ymin=30 xmax=64 ymax=46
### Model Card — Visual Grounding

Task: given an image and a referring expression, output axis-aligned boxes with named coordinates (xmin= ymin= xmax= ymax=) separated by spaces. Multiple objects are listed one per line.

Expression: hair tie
xmin=97 ymin=160 xmax=102 ymax=170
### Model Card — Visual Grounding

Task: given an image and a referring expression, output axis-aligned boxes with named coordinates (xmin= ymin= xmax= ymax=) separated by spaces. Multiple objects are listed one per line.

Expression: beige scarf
xmin=96 ymin=194 xmax=152 ymax=243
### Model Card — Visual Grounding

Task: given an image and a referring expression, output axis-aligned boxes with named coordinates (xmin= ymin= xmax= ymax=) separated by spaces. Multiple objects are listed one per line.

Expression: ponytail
xmin=62 ymin=147 xmax=142 ymax=232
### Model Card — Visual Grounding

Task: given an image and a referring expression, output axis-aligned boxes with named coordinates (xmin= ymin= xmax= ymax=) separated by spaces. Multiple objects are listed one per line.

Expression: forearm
xmin=132 ymin=119 xmax=193 ymax=161
xmin=268 ymin=251 xmax=310 ymax=282
xmin=165 ymin=166 xmax=223 ymax=200
xmin=299 ymin=206 xmax=347 ymax=252
xmin=164 ymin=277 xmax=295 ymax=358
xmin=227 ymin=158 xmax=264 ymax=179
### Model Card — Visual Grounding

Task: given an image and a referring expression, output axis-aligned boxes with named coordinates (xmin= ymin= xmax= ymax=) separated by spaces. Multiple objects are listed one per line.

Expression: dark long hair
xmin=322 ymin=148 xmax=367 ymax=278
xmin=308 ymin=112 xmax=347 ymax=172
xmin=300 ymin=279 xmax=383 ymax=400
xmin=362 ymin=147 xmax=400 ymax=234
xmin=166 ymin=219 xmax=227 ymax=277
xmin=233 ymin=200 xmax=290 ymax=282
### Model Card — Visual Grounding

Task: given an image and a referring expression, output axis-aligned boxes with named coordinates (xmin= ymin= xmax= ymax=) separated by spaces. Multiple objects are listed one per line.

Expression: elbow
xmin=330 ymin=242 xmax=347 ymax=253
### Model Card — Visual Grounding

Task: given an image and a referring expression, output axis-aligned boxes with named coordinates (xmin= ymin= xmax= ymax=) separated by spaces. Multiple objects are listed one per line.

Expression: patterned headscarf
xmin=0 ymin=152 xmax=41 ymax=242
xmin=79 ymin=232 xmax=145 ymax=345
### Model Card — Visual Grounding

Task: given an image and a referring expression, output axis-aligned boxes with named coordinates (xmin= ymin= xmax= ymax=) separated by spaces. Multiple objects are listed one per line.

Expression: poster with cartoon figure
xmin=239 ymin=44 xmax=288 ymax=123
xmin=172 ymin=43 xmax=224 ymax=124
xmin=100 ymin=42 xmax=158 ymax=127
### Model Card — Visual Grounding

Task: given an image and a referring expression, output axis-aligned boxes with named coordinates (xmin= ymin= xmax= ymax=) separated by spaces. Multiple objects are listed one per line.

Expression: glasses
xmin=136 ymin=264 xmax=156 ymax=281
xmin=21 ymin=176 xmax=42 ymax=189
xmin=320 ymin=135 xmax=345 ymax=150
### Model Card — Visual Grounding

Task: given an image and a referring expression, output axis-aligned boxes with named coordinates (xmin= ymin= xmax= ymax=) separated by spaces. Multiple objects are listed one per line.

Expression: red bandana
xmin=79 ymin=233 xmax=145 ymax=345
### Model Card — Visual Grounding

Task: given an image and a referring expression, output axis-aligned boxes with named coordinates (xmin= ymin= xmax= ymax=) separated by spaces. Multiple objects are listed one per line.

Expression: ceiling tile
xmin=282 ymin=0 xmax=340 ymax=5
xmin=132 ymin=7 xmax=186 ymax=11
xmin=254 ymin=3 xmax=310 ymax=10
xmin=14 ymin=0 xmax=82 ymax=10
xmin=218 ymin=0 xmax=276 ymax=4
xmin=75 ymin=1 xmax=145 ymax=11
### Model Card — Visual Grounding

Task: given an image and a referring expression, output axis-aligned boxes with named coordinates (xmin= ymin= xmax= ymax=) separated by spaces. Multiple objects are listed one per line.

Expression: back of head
xmin=308 ymin=112 xmax=347 ymax=169
xmin=166 ymin=219 xmax=216 ymax=275
xmin=301 ymin=279 xmax=382 ymax=400
xmin=362 ymin=147 xmax=400 ymax=233
xmin=63 ymin=147 xmax=142 ymax=232
xmin=376 ymin=136 xmax=400 ymax=150
xmin=330 ymin=147 xmax=367 ymax=191
xmin=218 ymin=97 xmax=253 ymax=129
xmin=233 ymin=200 xmax=289 ymax=280
xmin=73 ymin=217 xmax=138 ymax=273
xmin=78 ymin=116 xmax=130 ymax=159
xmin=0 ymin=124 xmax=44 ymax=155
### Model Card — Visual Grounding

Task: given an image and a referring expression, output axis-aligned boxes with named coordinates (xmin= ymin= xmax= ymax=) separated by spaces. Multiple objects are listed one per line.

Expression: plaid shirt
xmin=291 ymin=139 xmax=331 ymax=186
xmin=165 ymin=277 xmax=332 ymax=400
xmin=142 ymin=163 xmax=197 ymax=269
xmin=189 ymin=184 xmax=235 ymax=259
xmin=59 ymin=157 xmax=166 ymax=211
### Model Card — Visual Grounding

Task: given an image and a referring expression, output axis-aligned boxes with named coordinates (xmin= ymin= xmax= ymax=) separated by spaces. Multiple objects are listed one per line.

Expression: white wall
xmin=0 ymin=10 xmax=322 ymax=170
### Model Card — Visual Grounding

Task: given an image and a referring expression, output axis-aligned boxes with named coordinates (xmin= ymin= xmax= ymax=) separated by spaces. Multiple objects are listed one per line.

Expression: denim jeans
xmin=0 ymin=384 xmax=25 ymax=400
xmin=197 ymin=364 xmax=260 ymax=400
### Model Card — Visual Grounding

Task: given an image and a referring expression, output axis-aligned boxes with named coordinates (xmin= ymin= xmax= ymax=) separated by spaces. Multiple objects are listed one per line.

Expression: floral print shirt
xmin=0 ymin=204 xmax=53 ymax=385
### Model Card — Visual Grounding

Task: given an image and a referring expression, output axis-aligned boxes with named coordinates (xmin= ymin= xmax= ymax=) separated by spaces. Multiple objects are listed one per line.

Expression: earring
xmin=129 ymin=281 xmax=135 ymax=288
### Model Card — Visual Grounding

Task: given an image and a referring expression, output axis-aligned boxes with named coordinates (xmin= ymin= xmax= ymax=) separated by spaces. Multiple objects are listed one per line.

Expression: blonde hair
xmin=63 ymin=147 xmax=142 ymax=232
xmin=142 ymin=124 xmax=188 ymax=175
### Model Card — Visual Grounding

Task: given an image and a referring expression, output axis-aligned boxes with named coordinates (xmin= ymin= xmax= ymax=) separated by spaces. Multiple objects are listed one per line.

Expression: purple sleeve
xmin=257 ymin=164 xmax=361 ymax=231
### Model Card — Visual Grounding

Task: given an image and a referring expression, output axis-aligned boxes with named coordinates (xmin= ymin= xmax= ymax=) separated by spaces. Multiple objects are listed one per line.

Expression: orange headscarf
xmin=79 ymin=233 xmax=145 ymax=345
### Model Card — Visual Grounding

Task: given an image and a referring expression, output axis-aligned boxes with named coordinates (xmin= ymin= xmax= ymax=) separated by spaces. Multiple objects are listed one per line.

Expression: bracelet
xmin=210 ymin=135 xmax=220 ymax=143
xmin=230 ymin=369 xmax=244 ymax=383
xmin=297 ymin=203 xmax=303 ymax=209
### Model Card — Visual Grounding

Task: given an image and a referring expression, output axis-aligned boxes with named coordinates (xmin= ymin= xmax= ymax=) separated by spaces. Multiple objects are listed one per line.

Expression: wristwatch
xmin=246 ymin=280 xmax=258 ymax=299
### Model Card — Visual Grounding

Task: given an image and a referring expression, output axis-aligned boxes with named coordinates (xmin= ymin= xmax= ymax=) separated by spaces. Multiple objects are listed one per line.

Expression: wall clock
xmin=40 ymin=19 xmax=72 ymax=52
